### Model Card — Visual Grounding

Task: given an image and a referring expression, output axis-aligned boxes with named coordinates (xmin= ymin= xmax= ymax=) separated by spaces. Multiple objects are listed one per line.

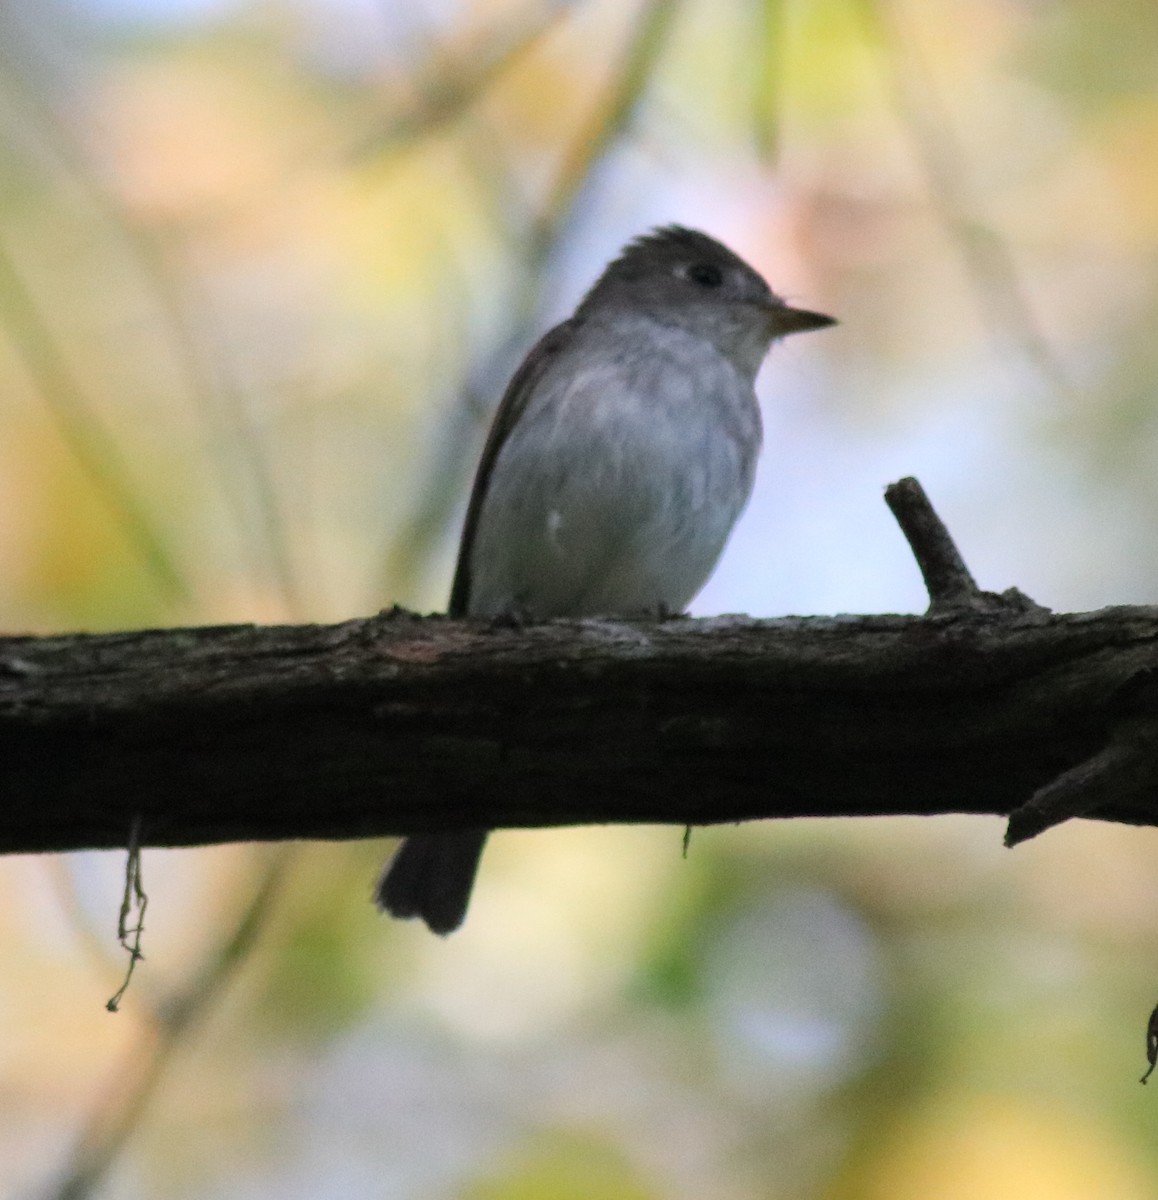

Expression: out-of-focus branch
xmin=751 ymin=0 xmax=789 ymax=162
xmin=354 ymin=1 xmax=573 ymax=156
xmin=0 ymin=232 xmax=190 ymax=603
xmin=0 ymin=44 xmax=300 ymax=616
xmin=531 ymin=0 xmax=683 ymax=253
xmin=138 ymin=241 xmax=305 ymax=617
xmin=381 ymin=0 xmax=685 ymax=602
xmin=41 ymin=851 xmax=293 ymax=1200
xmin=860 ymin=0 xmax=1073 ymax=400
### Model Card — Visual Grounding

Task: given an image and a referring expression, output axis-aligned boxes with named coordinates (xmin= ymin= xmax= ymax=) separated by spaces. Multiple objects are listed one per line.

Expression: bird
xmin=375 ymin=225 xmax=835 ymax=934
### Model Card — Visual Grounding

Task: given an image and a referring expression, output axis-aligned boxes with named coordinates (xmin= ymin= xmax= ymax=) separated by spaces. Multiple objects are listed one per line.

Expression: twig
xmin=1142 ymin=1004 xmax=1158 ymax=1084
xmin=884 ymin=476 xmax=985 ymax=611
xmin=1005 ymin=723 xmax=1158 ymax=847
xmin=106 ymin=816 xmax=147 ymax=1013
xmin=884 ymin=476 xmax=1045 ymax=617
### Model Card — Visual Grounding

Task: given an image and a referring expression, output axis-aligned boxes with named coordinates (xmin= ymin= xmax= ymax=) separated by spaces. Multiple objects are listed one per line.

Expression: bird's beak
xmin=775 ymin=305 xmax=837 ymax=335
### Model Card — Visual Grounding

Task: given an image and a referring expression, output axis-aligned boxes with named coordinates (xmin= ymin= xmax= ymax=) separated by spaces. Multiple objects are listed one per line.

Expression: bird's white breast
xmin=466 ymin=316 xmax=762 ymax=618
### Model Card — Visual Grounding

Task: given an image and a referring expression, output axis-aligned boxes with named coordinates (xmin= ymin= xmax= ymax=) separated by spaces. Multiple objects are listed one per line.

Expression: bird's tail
xmin=375 ymin=831 xmax=489 ymax=935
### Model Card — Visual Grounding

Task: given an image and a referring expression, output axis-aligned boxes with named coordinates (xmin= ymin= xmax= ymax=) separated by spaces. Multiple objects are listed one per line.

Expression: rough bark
xmin=3 ymin=602 xmax=1158 ymax=857
xmin=3 ymin=478 xmax=1156 ymax=858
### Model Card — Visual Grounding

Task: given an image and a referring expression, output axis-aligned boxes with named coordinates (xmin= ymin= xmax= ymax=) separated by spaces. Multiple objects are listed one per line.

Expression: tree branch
xmin=4 ymin=477 xmax=1158 ymax=858
xmin=4 ymin=600 xmax=1158 ymax=856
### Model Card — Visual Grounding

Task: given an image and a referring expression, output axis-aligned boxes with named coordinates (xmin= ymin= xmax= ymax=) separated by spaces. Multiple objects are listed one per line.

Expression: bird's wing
xmin=448 ymin=317 xmax=580 ymax=617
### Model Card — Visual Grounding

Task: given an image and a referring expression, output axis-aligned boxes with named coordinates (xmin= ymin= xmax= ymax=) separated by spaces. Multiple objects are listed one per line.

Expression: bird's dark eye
xmin=687 ymin=262 xmax=724 ymax=288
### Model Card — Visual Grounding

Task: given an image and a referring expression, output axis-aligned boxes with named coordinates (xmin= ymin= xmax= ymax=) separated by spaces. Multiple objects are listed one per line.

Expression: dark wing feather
xmin=448 ymin=317 xmax=579 ymax=617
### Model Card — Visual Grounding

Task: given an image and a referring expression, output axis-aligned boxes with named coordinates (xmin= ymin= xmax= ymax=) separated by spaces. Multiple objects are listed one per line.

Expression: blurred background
xmin=3 ymin=0 xmax=1158 ymax=1196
